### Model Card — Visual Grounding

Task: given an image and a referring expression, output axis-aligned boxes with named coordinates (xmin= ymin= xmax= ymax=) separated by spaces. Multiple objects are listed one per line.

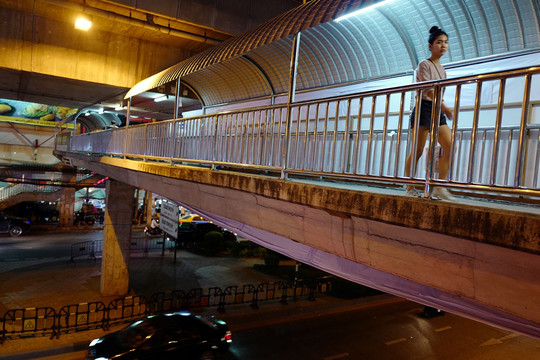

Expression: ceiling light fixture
xmin=335 ymin=0 xmax=397 ymax=22
xmin=75 ymin=17 xmax=92 ymax=31
xmin=154 ymin=95 xmax=168 ymax=102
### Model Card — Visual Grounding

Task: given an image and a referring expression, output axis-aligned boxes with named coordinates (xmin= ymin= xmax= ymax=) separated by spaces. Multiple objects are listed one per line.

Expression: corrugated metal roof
xmin=126 ymin=0 xmax=540 ymax=107
xmin=125 ymin=0 xmax=364 ymax=99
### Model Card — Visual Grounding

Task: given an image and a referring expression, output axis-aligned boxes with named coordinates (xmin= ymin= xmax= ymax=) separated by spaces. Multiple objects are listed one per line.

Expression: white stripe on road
xmin=435 ymin=326 xmax=452 ymax=332
xmin=385 ymin=338 xmax=407 ymax=345
xmin=323 ymin=352 xmax=350 ymax=360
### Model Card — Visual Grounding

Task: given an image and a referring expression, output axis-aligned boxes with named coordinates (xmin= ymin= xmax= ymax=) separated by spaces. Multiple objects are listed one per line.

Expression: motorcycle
xmin=144 ymin=226 xmax=163 ymax=237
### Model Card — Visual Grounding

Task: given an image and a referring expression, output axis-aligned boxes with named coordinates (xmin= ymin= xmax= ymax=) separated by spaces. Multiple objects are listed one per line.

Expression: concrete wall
xmin=113 ymin=0 xmax=300 ymax=35
xmin=0 ymin=0 xmax=299 ymax=89
xmin=0 ymin=6 xmax=190 ymax=89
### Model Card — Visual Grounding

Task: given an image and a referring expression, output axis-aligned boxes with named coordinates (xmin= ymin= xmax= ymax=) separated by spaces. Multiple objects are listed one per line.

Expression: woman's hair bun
xmin=428 ymin=26 xmax=447 ymax=44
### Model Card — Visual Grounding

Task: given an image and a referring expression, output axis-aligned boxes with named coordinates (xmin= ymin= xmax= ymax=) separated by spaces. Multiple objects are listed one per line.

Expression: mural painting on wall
xmin=0 ymin=99 xmax=78 ymax=128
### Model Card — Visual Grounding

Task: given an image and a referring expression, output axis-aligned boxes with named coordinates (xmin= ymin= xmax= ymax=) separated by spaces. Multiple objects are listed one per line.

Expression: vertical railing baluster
xmin=268 ymin=108 xmax=276 ymax=167
xmin=170 ymin=120 xmax=178 ymax=163
xmin=533 ymin=130 xmax=540 ymax=188
xmin=379 ymin=94 xmax=390 ymax=177
xmin=504 ymin=130 xmax=513 ymax=186
xmin=478 ymin=130 xmax=487 ymax=183
xmin=408 ymin=89 xmax=426 ymax=183
xmin=330 ymin=100 xmax=340 ymax=173
xmin=293 ymin=105 xmax=301 ymax=169
xmin=489 ymin=78 xmax=506 ymax=185
xmin=211 ymin=116 xmax=219 ymax=169
xmin=276 ymin=108 xmax=285 ymax=168
xmin=255 ymin=109 xmax=263 ymax=166
xmin=365 ymin=96 xmax=376 ymax=175
xmin=217 ymin=115 xmax=225 ymax=163
xmin=302 ymin=105 xmax=311 ymax=171
xmin=259 ymin=109 xmax=268 ymax=166
xmin=425 ymin=86 xmax=443 ymax=194
xmin=320 ymin=102 xmax=330 ymax=172
xmin=352 ymin=97 xmax=363 ymax=175
xmin=227 ymin=114 xmax=233 ymax=163
xmin=341 ymin=98 xmax=352 ymax=174
xmin=448 ymin=84 xmax=461 ymax=182
xmin=309 ymin=103 xmax=320 ymax=171
xmin=249 ymin=110 xmax=256 ymax=165
xmin=514 ymin=74 xmax=532 ymax=187
xmin=237 ymin=112 xmax=244 ymax=164
xmin=394 ymin=91 xmax=406 ymax=178
xmin=467 ymin=81 xmax=483 ymax=184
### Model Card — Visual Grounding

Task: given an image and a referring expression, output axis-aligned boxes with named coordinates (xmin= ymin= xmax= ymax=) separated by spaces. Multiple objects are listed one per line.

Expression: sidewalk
xmin=0 ymin=232 xmax=390 ymax=359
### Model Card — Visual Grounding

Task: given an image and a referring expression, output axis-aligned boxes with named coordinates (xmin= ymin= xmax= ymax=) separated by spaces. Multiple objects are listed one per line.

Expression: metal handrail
xmin=58 ymin=66 xmax=540 ymax=198
xmin=0 ymin=183 xmax=61 ymax=202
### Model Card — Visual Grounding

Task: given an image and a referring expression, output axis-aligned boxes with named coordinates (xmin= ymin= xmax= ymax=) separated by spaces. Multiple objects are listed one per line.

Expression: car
xmin=86 ymin=311 xmax=232 ymax=360
xmin=0 ymin=213 xmax=31 ymax=237
xmin=179 ymin=213 xmax=207 ymax=228
xmin=177 ymin=221 xmax=237 ymax=248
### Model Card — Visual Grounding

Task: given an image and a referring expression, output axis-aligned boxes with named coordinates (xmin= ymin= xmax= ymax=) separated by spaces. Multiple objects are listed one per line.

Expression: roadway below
xmin=7 ymin=297 xmax=540 ymax=360
xmin=0 ymin=229 xmax=539 ymax=359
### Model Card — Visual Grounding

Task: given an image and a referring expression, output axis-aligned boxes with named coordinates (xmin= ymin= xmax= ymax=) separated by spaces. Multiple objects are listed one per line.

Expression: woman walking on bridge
xmin=405 ymin=26 xmax=455 ymax=200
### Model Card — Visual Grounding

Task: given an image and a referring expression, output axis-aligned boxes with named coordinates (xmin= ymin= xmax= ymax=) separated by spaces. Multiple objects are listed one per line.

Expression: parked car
xmin=0 ymin=213 xmax=31 ymax=237
xmin=179 ymin=213 xmax=206 ymax=228
xmin=177 ymin=221 xmax=237 ymax=248
xmin=86 ymin=311 xmax=231 ymax=360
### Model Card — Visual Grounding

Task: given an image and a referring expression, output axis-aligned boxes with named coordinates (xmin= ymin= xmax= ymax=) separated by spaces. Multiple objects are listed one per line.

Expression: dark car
xmin=86 ymin=311 xmax=232 ymax=360
xmin=177 ymin=221 xmax=237 ymax=248
xmin=0 ymin=213 xmax=31 ymax=237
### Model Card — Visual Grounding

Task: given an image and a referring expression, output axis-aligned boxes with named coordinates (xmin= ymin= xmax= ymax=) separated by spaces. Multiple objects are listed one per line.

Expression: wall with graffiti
xmin=0 ymin=99 xmax=77 ymax=128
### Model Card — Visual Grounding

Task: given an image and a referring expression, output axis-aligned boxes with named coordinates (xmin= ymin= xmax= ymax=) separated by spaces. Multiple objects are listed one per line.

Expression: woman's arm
xmin=442 ymin=102 xmax=453 ymax=120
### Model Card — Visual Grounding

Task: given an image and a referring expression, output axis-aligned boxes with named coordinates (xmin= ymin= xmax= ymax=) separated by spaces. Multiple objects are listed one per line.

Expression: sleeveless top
xmin=416 ymin=59 xmax=447 ymax=100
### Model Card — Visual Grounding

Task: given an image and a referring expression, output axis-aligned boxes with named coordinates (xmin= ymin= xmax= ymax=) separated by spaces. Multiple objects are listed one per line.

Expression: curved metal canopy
xmin=126 ymin=0 xmax=540 ymax=107
xmin=76 ymin=112 xmax=122 ymax=132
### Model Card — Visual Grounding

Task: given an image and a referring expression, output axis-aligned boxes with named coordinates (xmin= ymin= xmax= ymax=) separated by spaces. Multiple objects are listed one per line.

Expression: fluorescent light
xmin=154 ymin=95 xmax=168 ymax=102
xmin=335 ymin=0 xmax=397 ymax=22
xmin=75 ymin=17 xmax=92 ymax=31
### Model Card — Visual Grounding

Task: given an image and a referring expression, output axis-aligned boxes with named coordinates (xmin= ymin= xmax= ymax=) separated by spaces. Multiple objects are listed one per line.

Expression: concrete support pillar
xmin=101 ymin=179 xmax=136 ymax=297
xmin=58 ymin=187 xmax=75 ymax=227
xmin=133 ymin=188 xmax=140 ymax=224
xmin=145 ymin=191 xmax=153 ymax=227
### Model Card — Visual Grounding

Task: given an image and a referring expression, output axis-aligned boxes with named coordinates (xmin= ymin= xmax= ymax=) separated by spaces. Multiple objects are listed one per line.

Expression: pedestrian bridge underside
xmin=56 ymin=150 xmax=540 ymax=338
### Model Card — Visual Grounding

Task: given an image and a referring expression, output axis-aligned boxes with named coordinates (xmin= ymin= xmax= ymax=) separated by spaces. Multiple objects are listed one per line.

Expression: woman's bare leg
xmin=405 ymin=126 xmax=430 ymax=178
xmin=437 ymin=124 xmax=452 ymax=180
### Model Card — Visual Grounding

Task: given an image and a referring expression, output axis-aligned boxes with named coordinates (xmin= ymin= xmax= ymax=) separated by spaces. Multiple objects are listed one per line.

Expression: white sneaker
xmin=406 ymin=187 xmax=422 ymax=198
xmin=431 ymin=187 xmax=455 ymax=201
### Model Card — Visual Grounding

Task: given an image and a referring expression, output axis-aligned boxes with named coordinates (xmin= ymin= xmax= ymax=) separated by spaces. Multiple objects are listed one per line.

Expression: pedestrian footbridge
xmin=54 ymin=65 xmax=540 ymax=339
xmin=53 ymin=0 xmax=540 ymax=337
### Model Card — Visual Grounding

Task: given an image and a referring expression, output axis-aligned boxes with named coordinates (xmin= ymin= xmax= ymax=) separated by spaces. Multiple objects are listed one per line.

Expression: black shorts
xmin=410 ymin=99 xmax=447 ymax=129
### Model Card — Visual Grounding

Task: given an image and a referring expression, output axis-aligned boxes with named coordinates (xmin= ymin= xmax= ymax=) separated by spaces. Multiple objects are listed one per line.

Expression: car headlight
xmin=89 ymin=338 xmax=103 ymax=347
